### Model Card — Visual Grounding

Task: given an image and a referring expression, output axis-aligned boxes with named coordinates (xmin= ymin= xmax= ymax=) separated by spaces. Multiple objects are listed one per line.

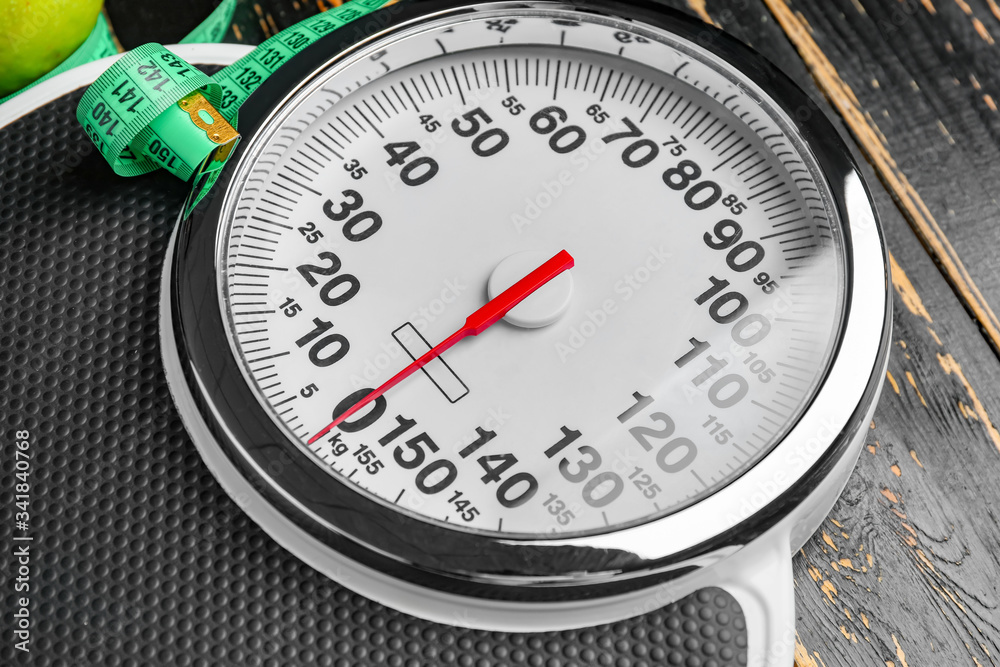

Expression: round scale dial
xmin=219 ymin=10 xmax=845 ymax=536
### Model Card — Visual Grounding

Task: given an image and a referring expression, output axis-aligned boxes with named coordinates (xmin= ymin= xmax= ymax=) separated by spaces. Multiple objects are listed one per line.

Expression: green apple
xmin=0 ymin=0 xmax=105 ymax=97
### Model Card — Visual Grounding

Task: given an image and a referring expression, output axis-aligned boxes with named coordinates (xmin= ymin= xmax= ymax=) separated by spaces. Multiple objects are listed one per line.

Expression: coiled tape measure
xmin=76 ymin=0 xmax=391 ymax=215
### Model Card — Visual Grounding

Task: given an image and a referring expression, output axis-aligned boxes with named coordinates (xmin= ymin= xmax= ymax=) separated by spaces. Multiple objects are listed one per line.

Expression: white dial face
xmin=219 ymin=9 xmax=845 ymax=536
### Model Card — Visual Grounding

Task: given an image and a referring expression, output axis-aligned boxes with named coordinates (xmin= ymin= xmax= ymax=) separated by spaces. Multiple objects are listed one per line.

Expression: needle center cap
xmin=488 ymin=250 xmax=574 ymax=328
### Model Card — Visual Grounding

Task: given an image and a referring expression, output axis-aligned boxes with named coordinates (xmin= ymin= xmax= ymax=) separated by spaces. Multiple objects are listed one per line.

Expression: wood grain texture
xmin=684 ymin=0 xmax=1000 ymax=664
xmin=760 ymin=0 xmax=1000 ymax=357
xmin=102 ymin=0 xmax=346 ymax=46
xmin=99 ymin=0 xmax=1000 ymax=664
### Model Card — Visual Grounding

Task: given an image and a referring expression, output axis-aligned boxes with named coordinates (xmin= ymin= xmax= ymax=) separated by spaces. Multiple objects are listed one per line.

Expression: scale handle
xmin=718 ymin=529 xmax=796 ymax=667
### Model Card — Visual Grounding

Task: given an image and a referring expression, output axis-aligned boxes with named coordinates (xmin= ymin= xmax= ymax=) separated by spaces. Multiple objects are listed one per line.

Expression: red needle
xmin=307 ymin=250 xmax=575 ymax=444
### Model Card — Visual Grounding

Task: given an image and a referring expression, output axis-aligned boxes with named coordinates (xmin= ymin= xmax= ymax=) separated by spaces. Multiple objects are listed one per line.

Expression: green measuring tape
xmin=77 ymin=0 xmax=393 ymax=215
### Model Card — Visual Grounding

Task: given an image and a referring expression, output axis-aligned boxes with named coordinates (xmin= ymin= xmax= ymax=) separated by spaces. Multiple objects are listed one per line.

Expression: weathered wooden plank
xmin=791 ymin=195 xmax=1000 ymax=667
xmin=102 ymin=0 xmax=336 ymax=47
xmin=684 ymin=0 xmax=1000 ymax=664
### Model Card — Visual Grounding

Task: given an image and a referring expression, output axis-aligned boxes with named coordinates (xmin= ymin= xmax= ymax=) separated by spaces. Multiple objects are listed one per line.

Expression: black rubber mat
xmin=0 ymin=74 xmax=748 ymax=666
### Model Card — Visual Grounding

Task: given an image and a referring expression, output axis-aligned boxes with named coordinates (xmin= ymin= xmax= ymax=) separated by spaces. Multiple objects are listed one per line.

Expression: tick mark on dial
xmin=398 ymin=82 xmax=419 ymax=110
xmin=252 ymin=207 xmax=291 ymax=222
xmin=710 ymin=129 xmax=736 ymax=152
xmin=277 ymin=173 xmax=321 ymax=197
xmin=296 ymin=146 xmax=325 ymax=168
xmin=337 ymin=114 xmax=362 ymax=139
xmin=247 ymin=351 xmax=289 ymax=365
xmin=233 ymin=310 xmax=274 ymax=315
xmin=671 ymin=100 xmax=692 ymax=123
xmin=450 ymin=66 xmax=466 ymax=104
xmin=641 ymin=87 xmax=664 ymax=122
xmin=288 ymin=156 xmax=318 ymax=177
xmin=320 ymin=125 xmax=346 ymax=150
xmin=232 ymin=262 xmax=287 ymax=272
xmin=379 ymin=89 xmax=399 ymax=114
xmin=259 ymin=197 xmax=294 ymax=214
xmin=712 ymin=144 xmax=751 ymax=171
xmin=284 ymin=163 xmax=315 ymax=183
xmin=695 ymin=117 xmax=722 ymax=142
xmin=353 ymin=105 xmax=384 ymax=138
xmin=663 ymin=95 xmax=683 ymax=120
xmin=429 ymin=70 xmax=445 ymax=97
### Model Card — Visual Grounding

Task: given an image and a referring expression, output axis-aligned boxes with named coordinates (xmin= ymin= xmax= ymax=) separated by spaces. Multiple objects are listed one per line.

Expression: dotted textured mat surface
xmin=0 ymin=82 xmax=748 ymax=666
